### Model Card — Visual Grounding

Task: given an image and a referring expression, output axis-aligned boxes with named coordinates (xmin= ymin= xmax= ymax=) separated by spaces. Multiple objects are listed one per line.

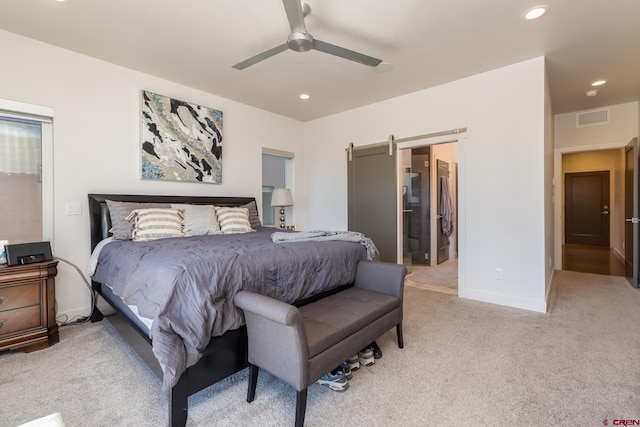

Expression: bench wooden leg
xmin=247 ymin=364 xmax=259 ymax=403
xmin=396 ymin=322 xmax=404 ymax=348
xmin=295 ymin=389 xmax=308 ymax=427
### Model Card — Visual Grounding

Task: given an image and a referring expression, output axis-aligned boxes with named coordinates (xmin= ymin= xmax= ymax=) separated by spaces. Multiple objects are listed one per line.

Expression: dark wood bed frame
xmin=88 ymin=193 xmax=350 ymax=427
xmin=88 ymin=193 xmax=257 ymax=427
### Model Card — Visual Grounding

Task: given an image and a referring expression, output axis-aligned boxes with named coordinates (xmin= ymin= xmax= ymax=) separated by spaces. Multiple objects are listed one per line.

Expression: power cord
xmin=55 ymin=256 xmax=96 ymax=326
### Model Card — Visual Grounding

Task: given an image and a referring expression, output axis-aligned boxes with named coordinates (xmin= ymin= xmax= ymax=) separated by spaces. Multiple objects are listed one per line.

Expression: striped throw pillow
xmin=126 ymin=208 xmax=184 ymax=241
xmin=215 ymin=206 xmax=255 ymax=234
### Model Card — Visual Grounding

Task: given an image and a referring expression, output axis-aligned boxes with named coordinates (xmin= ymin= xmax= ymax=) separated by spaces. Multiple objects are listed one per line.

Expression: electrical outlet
xmin=495 ymin=268 xmax=503 ymax=280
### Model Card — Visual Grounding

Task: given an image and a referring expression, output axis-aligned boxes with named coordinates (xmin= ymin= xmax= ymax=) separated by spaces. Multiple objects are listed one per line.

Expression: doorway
xmin=402 ymin=142 xmax=459 ymax=294
xmin=560 ymin=149 xmax=625 ymax=276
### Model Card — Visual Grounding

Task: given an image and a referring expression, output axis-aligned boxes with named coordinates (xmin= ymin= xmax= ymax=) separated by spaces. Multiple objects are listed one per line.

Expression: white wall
xmin=0 ymin=30 xmax=304 ymax=320
xmin=555 ymin=102 xmax=638 ymax=149
xmin=303 ymin=57 xmax=549 ymax=312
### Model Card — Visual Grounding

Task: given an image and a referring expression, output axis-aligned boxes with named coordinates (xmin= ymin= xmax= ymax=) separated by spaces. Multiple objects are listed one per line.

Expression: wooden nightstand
xmin=0 ymin=260 xmax=59 ymax=353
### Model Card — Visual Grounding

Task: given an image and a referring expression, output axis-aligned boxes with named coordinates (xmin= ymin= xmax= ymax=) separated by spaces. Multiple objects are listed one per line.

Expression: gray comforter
xmin=91 ymin=227 xmax=368 ymax=390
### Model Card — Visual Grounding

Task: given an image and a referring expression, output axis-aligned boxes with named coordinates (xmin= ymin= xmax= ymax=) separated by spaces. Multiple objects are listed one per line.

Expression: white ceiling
xmin=1 ymin=0 xmax=639 ymax=122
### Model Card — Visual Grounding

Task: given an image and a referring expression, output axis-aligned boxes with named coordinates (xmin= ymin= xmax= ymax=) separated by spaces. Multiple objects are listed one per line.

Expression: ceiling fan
xmin=232 ymin=0 xmax=382 ymax=70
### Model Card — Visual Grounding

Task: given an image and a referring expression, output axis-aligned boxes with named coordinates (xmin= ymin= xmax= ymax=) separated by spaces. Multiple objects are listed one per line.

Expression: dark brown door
xmin=564 ymin=171 xmax=610 ymax=246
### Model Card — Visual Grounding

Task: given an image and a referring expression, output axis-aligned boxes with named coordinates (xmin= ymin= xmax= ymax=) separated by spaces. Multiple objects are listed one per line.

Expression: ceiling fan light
xmin=523 ymin=5 xmax=549 ymax=20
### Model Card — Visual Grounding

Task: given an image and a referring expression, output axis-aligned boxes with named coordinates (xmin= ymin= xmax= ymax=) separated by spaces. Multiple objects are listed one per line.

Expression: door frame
xmin=625 ymin=137 xmax=639 ymax=288
xmin=396 ymin=131 xmax=467 ymax=296
xmin=553 ymin=141 xmax=630 ymax=269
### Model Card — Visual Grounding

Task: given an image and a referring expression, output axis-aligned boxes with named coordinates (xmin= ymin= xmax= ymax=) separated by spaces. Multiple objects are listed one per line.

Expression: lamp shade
xmin=271 ymin=188 xmax=293 ymax=207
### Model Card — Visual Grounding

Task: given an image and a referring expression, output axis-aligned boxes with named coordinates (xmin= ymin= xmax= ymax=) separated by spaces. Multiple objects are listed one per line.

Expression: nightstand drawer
xmin=0 ymin=305 xmax=41 ymax=336
xmin=0 ymin=282 xmax=40 ymax=311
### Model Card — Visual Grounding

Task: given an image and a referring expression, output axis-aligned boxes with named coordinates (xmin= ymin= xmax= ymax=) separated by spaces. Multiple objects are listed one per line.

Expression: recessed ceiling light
xmin=523 ymin=5 xmax=549 ymax=20
xmin=585 ymin=89 xmax=598 ymax=97
xmin=591 ymin=80 xmax=607 ymax=86
xmin=299 ymin=94 xmax=310 ymax=100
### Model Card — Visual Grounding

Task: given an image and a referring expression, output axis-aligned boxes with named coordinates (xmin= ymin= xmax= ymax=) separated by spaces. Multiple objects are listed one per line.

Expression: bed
xmin=87 ymin=193 xmax=371 ymax=427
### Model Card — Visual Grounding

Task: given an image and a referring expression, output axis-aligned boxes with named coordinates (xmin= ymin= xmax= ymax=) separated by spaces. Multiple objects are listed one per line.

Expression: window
xmin=0 ymin=99 xmax=53 ymax=245
xmin=262 ymin=148 xmax=294 ymax=227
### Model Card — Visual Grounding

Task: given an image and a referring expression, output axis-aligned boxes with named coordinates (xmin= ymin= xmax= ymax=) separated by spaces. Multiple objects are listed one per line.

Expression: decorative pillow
xmin=126 ymin=208 xmax=184 ymax=241
xmin=240 ymin=201 xmax=262 ymax=229
xmin=215 ymin=207 xmax=255 ymax=234
xmin=171 ymin=204 xmax=221 ymax=237
xmin=106 ymin=200 xmax=171 ymax=240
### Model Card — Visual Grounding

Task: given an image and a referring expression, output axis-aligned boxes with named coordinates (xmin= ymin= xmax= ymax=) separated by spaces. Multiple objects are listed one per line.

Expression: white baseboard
xmin=461 ymin=288 xmax=547 ymax=313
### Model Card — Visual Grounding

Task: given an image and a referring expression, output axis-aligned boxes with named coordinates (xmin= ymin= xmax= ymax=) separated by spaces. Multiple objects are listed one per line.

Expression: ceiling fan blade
xmin=232 ymin=43 xmax=289 ymax=70
xmin=313 ymin=39 xmax=382 ymax=67
xmin=282 ymin=0 xmax=307 ymax=33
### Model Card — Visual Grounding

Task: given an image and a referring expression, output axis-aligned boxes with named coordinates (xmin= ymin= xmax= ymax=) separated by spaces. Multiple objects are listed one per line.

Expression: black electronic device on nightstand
xmin=5 ymin=241 xmax=53 ymax=266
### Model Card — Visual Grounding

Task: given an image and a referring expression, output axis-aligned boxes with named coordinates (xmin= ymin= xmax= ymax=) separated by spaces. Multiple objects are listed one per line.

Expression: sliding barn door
xmin=347 ymin=144 xmax=397 ymax=263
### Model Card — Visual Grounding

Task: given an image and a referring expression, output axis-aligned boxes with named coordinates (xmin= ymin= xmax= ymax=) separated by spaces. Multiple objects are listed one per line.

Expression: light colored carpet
xmin=1 ymin=270 xmax=640 ymax=426
xmin=405 ymin=259 xmax=458 ymax=294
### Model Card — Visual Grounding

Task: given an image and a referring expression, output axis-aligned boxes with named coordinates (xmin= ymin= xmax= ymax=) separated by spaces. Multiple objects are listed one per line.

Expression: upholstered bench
xmin=234 ymin=260 xmax=407 ymax=427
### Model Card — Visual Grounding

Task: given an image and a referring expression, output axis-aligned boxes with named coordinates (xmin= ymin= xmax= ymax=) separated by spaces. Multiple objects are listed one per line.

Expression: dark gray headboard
xmin=88 ymin=194 xmax=256 ymax=252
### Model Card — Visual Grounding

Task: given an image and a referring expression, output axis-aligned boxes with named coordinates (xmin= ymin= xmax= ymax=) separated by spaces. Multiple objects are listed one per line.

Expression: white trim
xmin=396 ymin=127 xmax=468 ymax=150
xmin=553 ymin=140 xmax=629 ymax=269
xmin=41 ymin=121 xmax=54 ymax=247
xmin=0 ymin=98 xmax=53 ymax=121
xmin=262 ymin=147 xmax=295 ymax=159
xmin=463 ymin=288 xmax=547 ymax=313
xmin=545 ymin=268 xmax=555 ymax=312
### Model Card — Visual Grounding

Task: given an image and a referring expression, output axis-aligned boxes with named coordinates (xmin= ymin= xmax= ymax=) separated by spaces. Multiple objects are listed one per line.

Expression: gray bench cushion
xmin=299 ymin=287 xmax=399 ymax=358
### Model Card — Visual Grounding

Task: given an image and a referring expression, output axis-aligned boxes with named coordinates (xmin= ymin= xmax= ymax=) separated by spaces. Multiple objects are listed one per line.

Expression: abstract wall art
xmin=141 ymin=90 xmax=223 ymax=183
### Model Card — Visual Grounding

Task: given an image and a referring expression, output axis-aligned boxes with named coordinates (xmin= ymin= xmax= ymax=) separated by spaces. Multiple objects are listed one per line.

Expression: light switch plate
xmin=65 ymin=202 xmax=82 ymax=215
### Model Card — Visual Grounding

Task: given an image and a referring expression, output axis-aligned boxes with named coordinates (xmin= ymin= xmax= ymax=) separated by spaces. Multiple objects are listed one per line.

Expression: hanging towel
xmin=440 ymin=176 xmax=454 ymax=236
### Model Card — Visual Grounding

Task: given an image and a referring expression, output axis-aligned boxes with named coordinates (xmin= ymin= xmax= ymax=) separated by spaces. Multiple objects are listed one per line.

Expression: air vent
xmin=576 ymin=109 xmax=609 ymax=127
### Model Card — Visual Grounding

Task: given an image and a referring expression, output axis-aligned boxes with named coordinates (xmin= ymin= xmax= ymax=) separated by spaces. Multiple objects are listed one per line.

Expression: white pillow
xmin=171 ymin=204 xmax=221 ymax=236
xmin=126 ymin=208 xmax=184 ymax=241
xmin=215 ymin=206 xmax=255 ymax=234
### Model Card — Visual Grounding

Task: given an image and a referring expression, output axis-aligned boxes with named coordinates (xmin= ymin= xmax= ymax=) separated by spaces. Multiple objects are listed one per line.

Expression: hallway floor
xmin=562 ymin=244 xmax=625 ymax=277
xmin=404 ymin=259 xmax=458 ymax=295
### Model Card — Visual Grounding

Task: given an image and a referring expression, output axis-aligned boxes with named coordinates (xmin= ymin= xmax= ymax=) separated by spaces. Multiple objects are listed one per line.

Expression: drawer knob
xmin=0 ymin=296 xmax=4 ymax=305
xmin=0 ymin=319 xmax=4 ymax=330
